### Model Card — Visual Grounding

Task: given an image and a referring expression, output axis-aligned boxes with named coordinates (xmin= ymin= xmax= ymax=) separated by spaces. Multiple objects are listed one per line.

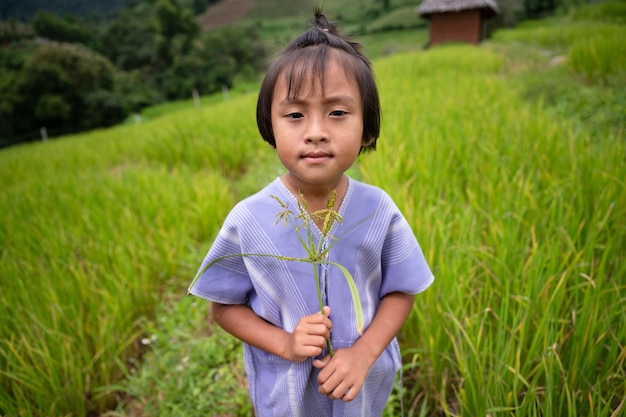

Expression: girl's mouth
xmin=302 ymin=152 xmax=331 ymax=163
xmin=302 ymin=151 xmax=331 ymax=159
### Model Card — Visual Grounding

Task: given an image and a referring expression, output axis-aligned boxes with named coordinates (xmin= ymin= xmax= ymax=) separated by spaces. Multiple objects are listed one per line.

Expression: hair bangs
xmin=281 ymin=46 xmax=327 ymax=101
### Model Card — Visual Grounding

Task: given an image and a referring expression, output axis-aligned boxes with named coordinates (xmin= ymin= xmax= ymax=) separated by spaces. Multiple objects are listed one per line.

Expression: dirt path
xmin=198 ymin=0 xmax=256 ymax=30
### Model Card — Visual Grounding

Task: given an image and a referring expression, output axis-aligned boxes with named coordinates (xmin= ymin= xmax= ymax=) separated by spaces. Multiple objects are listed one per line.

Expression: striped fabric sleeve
xmin=379 ymin=201 xmax=434 ymax=296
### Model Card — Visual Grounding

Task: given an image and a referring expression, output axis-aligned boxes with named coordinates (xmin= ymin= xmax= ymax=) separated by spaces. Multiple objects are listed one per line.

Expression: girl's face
xmin=271 ymin=54 xmax=366 ymax=196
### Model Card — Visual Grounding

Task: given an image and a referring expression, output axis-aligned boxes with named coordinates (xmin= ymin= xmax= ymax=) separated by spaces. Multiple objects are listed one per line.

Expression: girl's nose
xmin=305 ymin=114 xmax=328 ymax=143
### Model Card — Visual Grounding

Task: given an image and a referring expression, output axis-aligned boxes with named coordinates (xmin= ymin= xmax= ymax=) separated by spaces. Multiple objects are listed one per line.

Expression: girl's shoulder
xmin=349 ymin=178 xmax=386 ymax=195
xmin=347 ymin=178 xmax=397 ymax=209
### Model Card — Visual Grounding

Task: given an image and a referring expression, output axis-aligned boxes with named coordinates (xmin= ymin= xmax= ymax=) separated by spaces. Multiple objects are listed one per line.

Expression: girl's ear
xmin=361 ymin=136 xmax=374 ymax=147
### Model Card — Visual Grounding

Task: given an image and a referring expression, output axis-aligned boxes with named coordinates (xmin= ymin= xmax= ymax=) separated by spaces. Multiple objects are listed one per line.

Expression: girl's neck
xmin=280 ymin=174 xmax=348 ymax=214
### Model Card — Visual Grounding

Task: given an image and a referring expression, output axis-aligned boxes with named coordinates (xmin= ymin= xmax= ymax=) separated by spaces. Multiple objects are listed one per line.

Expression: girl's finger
xmin=312 ymin=355 xmax=331 ymax=369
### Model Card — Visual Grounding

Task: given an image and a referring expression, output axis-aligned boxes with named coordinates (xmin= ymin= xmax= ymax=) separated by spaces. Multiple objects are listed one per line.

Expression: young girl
xmin=189 ymin=10 xmax=434 ymax=417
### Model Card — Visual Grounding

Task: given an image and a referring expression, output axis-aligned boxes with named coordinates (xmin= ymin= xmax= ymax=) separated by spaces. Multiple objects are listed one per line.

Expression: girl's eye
xmin=287 ymin=112 xmax=304 ymax=119
xmin=330 ymin=110 xmax=347 ymax=117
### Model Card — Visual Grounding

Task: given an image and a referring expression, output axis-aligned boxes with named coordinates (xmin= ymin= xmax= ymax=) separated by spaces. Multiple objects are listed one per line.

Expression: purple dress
xmin=190 ymin=177 xmax=433 ymax=417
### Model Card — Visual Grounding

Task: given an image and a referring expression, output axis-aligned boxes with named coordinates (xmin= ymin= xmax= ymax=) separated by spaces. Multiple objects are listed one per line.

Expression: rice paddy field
xmin=1 ymin=2 xmax=625 ymax=416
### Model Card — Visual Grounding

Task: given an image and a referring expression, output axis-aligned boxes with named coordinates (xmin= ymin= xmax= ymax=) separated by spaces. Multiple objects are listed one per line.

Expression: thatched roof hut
xmin=417 ymin=0 xmax=500 ymax=46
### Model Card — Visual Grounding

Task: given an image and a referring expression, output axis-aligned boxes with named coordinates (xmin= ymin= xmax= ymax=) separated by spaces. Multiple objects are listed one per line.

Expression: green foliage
xmin=489 ymin=4 xmax=626 ymax=143
xmin=157 ymin=24 xmax=266 ymax=99
xmin=157 ymin=46 xmax=232 ymax=99
xmin=0 ymin=45 xmax=27 ymax=70
xmin=362 ymin=45 xmax=625 ymax=416
xmin=34 ymin=93 xmax=71 ymax=123
xmin=0 ymin=0 xmax=270 ymax=147
xmin=9 ymin=41 xmax=127 ymax=137
xmin=524 ymin=0 xmax=559 ymax=18
xmin=101 ymin=6 xmax=158 ymax=71
xmin=82 ymin=90 xmax=128 ymax=128
xmin=100 ymin=2 xmax=266 ymax=102
xmin=112 ymin=296 xmax=253 ymax=416
xmin=154 ymin=0 xmax=199 ymax=65
xmin=358 ymin=27 xmax=429 ymax=58
xmin=365 ymin=6 xmax=428 ymax=33
xmin=114 ymin=70 xmax=161 ymax=113
xmin=247 ymin=0 xmax=314 ymax=19
xmin=0 ymin=92 xmax=265 ymax=415
xmin=185 ymin=0 xmax=221 ymax=14
xmin=0 ymin=18 xmax=35 ymax=43
xmin=569 ymin=27 xmax=626 ymax=86
xmin=569 ymin=0 xmax=626 ymax=24
xmin=519 ymin=62 xmax=626 ymax=140
xmin=320 ymin=0 xmax=417 ymax=25
xmin=492 ymin=3 xmax=626 ymax=89
xmin=494 ymin=20 xmax=591 ymax=48
xmin=33 ymin=11 xmax=100 ymax=49
xmin=0 ymin=50 xmax=24 ymax=139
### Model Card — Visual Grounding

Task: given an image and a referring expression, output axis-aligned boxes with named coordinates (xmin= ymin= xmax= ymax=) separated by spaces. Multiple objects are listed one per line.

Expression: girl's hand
xmin=312 ymin=345 xmax=374 ymax=402
xmin=284 ymin=306 xmax=332 ymax=362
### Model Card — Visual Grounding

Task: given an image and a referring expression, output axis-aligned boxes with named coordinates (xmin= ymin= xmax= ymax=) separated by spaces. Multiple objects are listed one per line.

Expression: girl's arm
xmin=212 ymin=302 xmax=333 ymax=362
xmin=313 ymin=291 xmax=415 ymax=401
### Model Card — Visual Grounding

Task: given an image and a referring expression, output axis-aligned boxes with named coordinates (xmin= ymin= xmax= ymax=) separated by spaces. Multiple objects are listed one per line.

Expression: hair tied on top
xmin=315 ymin=7 xmax=336 ymax=33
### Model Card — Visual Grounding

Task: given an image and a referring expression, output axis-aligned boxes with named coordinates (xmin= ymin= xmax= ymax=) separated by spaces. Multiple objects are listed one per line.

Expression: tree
xmin=1 ymin=1 xmax=269 ymax=146
xmin=0 ymin=70 xmax=20 ymax=142
xmin=33 ymin=11 xmax=100 ymax=49
xmin=34 ymin=94 xmax=71 ymax=126
xmin=154 ymin=0 xmax=199 ymax=66
xmin=0 ymin=18 xmax=29 ymax=44
xmin=157 ymin=24 xmax=266 ymax=100
xmin=82 ymin=90 xmax=127 ymax=128
xmin=9 ymin=41 xmax=127 ymax=143
xmin=101 ymin=6 xmax=158 ymax=71
xmin=524 ymin=0 xmax=558 ymax=19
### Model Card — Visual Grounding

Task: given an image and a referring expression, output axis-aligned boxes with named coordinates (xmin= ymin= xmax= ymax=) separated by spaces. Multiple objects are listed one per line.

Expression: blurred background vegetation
xmin=0 ymin=0 xmax=624 ymax=416
xmin=0 ymin=0 xmax=606 ymax=148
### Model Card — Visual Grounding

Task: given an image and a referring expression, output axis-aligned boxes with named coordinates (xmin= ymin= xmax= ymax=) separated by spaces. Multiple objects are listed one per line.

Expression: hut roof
xmin=416 ymin=0 xmax=499 ymax=18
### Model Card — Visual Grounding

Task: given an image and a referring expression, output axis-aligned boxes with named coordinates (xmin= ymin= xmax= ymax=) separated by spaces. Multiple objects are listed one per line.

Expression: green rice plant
xmin=493 ymin=21 xmax=620 ymax=50
xmin=124 ymin=82 xmax=258 ymax=125
xmin=361 ymin=45 xmax=625 ymax=416
xmin=492 ymin=0 xmax=626 ymax=75
xmin=488 ymin=24 xmax=626 ymax=140
xmin=136 ymin=96 xmax=261 ymax=176
xmin=0 ymin=163 xmax=236 ymax=415
xmin=570 ymin=1 xmax=626 ymax=24
xmin=569 ymin=29 xmax=626 ymax=86
xmin=0 ymin=93 xmax=264 ymax=415
xmin=188 ymin=191 xmax=366 ymax=355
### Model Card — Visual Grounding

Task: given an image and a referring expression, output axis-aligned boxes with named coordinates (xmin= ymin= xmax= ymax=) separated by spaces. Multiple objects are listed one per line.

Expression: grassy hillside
xmin=365 ymin=45 xmax=624 ymax=416
xmin=202 ymin=0 xmax=427 ymax=53
xmin=1 ymin=2 xmax=625 ymax=416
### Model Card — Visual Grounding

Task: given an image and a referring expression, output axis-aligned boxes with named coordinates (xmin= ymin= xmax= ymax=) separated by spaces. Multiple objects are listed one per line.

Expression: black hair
xmin=256 ymin=9 xmax=380 ymax=153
